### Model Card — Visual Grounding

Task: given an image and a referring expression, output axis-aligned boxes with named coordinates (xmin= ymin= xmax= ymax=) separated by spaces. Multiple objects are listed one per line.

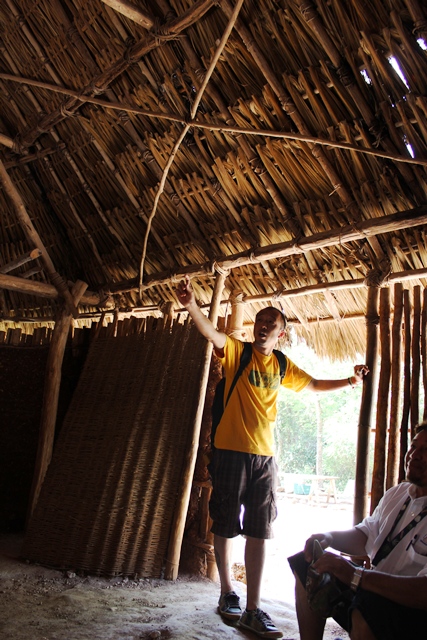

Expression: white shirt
xmin=356 ymin=482 xmax=427 ymax=577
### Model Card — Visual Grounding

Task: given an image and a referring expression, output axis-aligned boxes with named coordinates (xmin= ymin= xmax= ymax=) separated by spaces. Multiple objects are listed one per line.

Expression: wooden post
xmin=387 ymin=283 xmax=403 ymax=488
xmin=354 ymin=284 xmax=379 ymax=523
xmin=399 ymin=290 xmax=412 ymax=481
xmin=27 ymin=280 xmax=88 ymax=522
xmin=164 ymin=270 xmax=228 ymax=580
xmin=370 ymin=287 xmax=391 ymax=511
xmin=422 ymin=288 xmax=427 ymax=421
xmin=411 ymin=286 xmax=421 ymax=436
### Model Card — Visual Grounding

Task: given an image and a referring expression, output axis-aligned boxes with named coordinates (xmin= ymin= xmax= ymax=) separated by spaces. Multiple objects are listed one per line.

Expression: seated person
xmin=288 ymin=421 xmax=427 ymax=640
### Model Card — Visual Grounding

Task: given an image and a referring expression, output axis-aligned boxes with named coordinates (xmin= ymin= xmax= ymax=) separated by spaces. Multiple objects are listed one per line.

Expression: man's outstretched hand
xmin=176 ymin=276 xmax=195 ymax=308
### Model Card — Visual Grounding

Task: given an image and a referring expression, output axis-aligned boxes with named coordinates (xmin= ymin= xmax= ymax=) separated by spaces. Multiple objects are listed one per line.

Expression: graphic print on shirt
xmin=248 ymin=369 xmax=282 ymax=390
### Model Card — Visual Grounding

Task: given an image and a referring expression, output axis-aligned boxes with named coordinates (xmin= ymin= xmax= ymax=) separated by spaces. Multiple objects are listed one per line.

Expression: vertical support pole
xmin=422 ymin=288 xmax=427 ymax=421
xmin=27 ymin=281 xmax=88 ymax=522
xmin=354 ymin=284 xmax=379 ymax=523
xmin=399 ymin=290 xmax=412 ymax=481
xmin=387 ymin=283 xmax=403 ymax=489
xmin=370 ymin=287 xmax=391 ymax=511
xmin=411 ymin=286 xmax=421 ymax=437
xmin=164 ymin=270 xmax=228 ymax=580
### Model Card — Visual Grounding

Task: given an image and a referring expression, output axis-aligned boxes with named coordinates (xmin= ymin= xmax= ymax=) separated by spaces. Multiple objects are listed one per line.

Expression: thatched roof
xmin=1 ymin=0 xmax=427 ymax=358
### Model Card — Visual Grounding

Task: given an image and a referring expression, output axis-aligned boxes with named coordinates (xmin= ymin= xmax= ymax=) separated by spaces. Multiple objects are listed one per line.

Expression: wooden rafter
xmin=0 ymin=160 xmax=80 ymax=317
xmin=110 ymin=206 xmax=427 ymax=294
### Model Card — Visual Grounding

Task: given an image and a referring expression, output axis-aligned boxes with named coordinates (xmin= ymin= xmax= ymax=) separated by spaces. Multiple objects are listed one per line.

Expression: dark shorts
xmin=209 ymin=449 xmax=278 ymax=539
xmin=288 ymin=551 xmax=427 ymax=640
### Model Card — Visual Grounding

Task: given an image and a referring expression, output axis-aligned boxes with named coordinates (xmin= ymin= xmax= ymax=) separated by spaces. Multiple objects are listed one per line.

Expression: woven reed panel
xmin=23 ymin=318 xmax=207 ymax=577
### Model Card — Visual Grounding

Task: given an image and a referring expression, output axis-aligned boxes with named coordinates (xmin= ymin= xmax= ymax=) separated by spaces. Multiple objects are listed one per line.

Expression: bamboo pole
xmin=399 ymin=290 xmax=412 ymax=481
xmin=354 ymin=284 xmax=379 ymax=523
xmin=0 ymin=132 xmax=14 ymax=148
xmin=2 ymin=72 xmax=426 ymax=168
xmin=370 ymin=288 xmax=391 ymax=510
xmin=112 ymin=206 xmax=427 ymax=295
xmin=0 ymin=159 xmax=78 ymax=318
xmin=26 ymin=280 xmax=88 ymax=522
xmin=138 ymin=0 xmax=245 ymax=290
xmin=100 ymin=0 xmax=154 ymax=28
xmin=411 ymin=286 xmax=421 ymax=436
xmin=386 ymin=283 xmax=403 ymax=489
xmin=228 ymin=289 xmax=246 ymax=339
xmin=164 ymin=270 xmax=228 ymax=580
xmin=422 ymin=288 xmax=427 ymax=421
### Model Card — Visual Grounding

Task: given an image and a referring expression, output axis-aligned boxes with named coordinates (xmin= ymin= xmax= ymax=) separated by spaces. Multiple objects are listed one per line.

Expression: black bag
xmin=306 ymin=540 xmax=353 ymax=619
xmin=210 ymin=343 xmax=287 ymax=450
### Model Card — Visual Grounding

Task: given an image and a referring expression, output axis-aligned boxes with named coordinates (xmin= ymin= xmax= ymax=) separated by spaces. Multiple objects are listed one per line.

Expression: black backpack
xmin=210 ymin=342 xmax=287 ymax=450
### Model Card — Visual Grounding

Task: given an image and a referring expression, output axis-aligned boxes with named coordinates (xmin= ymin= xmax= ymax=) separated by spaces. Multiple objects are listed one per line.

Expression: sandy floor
xmin=0 ymin=496 xmax=350 ymax=640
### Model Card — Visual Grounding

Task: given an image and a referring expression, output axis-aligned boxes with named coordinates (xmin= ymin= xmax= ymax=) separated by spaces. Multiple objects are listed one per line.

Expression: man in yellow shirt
xmin=176 ymin=276 xmax=368 ymax=639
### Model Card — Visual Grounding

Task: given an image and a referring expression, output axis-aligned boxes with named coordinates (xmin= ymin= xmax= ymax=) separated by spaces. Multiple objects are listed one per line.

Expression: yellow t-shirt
xmin=214 ymin=336 xmax=312 ymax=456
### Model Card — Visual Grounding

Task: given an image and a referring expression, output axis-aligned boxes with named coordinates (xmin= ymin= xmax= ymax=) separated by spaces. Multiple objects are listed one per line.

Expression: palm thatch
xmin=1 ymin=0 xmax=427 ymax=358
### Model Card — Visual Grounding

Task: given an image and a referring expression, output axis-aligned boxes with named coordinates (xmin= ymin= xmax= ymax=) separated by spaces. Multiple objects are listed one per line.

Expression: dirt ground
xmin=0 ymin=497 xmax=350 ymax=640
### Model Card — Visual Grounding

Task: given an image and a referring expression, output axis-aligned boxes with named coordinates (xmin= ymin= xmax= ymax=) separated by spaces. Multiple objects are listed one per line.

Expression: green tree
xmin=275 ymin=339 xmax=365 ymax=491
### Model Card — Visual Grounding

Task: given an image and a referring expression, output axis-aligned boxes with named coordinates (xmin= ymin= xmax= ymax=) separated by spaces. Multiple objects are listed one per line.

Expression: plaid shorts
xmin=209 ymin=449 xmax=278 ymax=539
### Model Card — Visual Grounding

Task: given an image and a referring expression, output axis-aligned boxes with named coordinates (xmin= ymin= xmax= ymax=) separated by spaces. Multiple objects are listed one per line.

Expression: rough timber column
xmin=354 ymin=273 xmax=380 ymax=523
xmin=164 ymin=269 xmax=228 ymax=580
xmin=27 ymin=280 xmax=88 ymax=522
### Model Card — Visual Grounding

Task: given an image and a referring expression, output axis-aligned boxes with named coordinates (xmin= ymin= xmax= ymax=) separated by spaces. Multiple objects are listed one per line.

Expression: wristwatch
xmin=350 ymin=566 xmax=364 ymax=591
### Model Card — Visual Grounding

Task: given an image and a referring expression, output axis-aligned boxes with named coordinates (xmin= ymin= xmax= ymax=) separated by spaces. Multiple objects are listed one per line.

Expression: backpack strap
xmin=273 ymin=349 xmax=287 ymax=380
xmin=224 ymin=342 xmax=252 ymax=406
xmin=225 ymin=344 xmax=286 ymax=407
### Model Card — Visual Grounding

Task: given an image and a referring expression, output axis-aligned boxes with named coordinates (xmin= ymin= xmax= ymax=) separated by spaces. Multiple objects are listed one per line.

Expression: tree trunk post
xmin=387 ymin=283 xmax=403 ymax=488
xmin=26 ymin=281 xmax=88 ymax=523
xmin=370 ymin=287 xmax=391 ymax=511
xmin=164 ymin=270 xmax=228 ymax=580
xmin=354 ymin=282 xmax=379 ymax=523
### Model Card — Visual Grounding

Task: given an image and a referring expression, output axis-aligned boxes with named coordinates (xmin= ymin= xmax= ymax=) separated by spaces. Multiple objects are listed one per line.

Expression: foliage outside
xmin=275 ymin=337 xmax=369 ymax=492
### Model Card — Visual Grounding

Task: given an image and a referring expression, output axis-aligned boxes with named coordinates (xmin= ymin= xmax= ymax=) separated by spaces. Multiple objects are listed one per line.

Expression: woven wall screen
xmin=23 ymin=317 xmax=207 ymax=577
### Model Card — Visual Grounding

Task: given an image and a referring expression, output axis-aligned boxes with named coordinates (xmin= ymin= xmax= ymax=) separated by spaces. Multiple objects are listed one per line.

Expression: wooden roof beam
xmin=0 ymin=272 xmax=109 ymax=308
xmin=109 ymin=205 xmax=427 ymax=294
xmin=8 ymin=263 xmax=425 ymax=325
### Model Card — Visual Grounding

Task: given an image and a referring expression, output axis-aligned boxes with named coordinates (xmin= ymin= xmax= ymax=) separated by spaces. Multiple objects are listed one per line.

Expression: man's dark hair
xmin=256 ymin=306 xmax=287 ymax=329
xmin=415 ymin=420 xmax=427 ymax=434
xmin=270 ymin=306 xmax=287 ymax=329
xmin=276 ymin=308 xmax=287 ymax=330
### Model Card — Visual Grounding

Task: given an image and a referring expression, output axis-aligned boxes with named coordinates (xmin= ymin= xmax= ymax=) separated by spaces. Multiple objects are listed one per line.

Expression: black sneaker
xmin=238 ymin=608 xmax=283 ymax=638
xmin=217 ymin=590 xmax=242 ymax=621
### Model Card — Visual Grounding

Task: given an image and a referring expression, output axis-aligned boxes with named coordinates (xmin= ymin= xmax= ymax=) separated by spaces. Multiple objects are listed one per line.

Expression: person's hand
xmin=176 ymin=276 xmax=195 ymax=308
xmin=304 ymin=533 xmax=333 ymax=562
xmin=312 ymin=551 xmax=355 ymax=586
xmin=353 ymin=364 xmax=369 ymax=384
